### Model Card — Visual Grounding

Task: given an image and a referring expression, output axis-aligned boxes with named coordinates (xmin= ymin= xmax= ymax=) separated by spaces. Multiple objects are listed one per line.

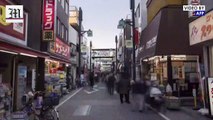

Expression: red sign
xmin=43 ymin=0 xmax=55 ymax=41
xmin=0 ymin=0 xmax=26 ymax=43
xmin=55 ymin=37 xmax=70 ymax=59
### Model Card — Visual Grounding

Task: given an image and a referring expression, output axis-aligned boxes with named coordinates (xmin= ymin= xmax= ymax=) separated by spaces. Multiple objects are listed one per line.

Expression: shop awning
xmin=0 ymin=40 xmax=71 ymax=65
xmin=0 ymin=40 xmax=48 ymax=58
xmin=137 ymin=7 xmax=202 ymax=61
xmin=49 ymin=53 xmax=71 ymax=65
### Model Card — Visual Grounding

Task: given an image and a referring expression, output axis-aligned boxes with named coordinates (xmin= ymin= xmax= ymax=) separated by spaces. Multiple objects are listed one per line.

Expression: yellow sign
xmin=0 ymin=5 xmax=11 ymax=26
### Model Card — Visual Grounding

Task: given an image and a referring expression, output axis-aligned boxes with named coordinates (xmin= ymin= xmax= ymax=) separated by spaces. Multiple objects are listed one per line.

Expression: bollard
xmin=192 ymin=85 xmax=199 ymax=110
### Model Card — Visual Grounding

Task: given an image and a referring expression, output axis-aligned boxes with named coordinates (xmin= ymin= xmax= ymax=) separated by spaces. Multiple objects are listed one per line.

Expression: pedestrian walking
xmin=131 ymin=79 xmax=148 ymax=112
xmin=117 ymin=71 xmax=131 ymax=104
xmin=107 ymin=73 xmax=116 ymax=95
xmin=90 ymin=71 xmax=94 ymax=88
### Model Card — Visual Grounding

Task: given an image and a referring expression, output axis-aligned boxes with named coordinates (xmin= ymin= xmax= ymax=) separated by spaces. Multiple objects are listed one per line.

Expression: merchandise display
xmin=0 ymin=83 xmax=12 ymax=120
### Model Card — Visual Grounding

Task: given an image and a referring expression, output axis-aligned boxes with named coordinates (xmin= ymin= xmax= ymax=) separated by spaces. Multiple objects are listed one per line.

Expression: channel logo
xmin=193 ymin=11 xmax=205 ymax=16
xmin=183 ymin=5 xmax=205 ymax=17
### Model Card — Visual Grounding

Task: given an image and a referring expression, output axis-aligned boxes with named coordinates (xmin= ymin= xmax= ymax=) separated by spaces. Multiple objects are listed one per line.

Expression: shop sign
xmin=125 ymin=40 xmax=133 ymax=48
xmin=92 ymin=50 xmax=115 ymax=57
xmin=189 ymin=10 xmax=213 ymax=45
xmin=208 ymin=77 xmax=213 ymax=116
xmin=55 ymin=38 xmax=70 ymax=58
xmin=42 ymin=0 xmax=55 ymax=41
xmin=0 ymin=0 xmax=27 ymax=45
xmin=146 ymin=36 xmax=157 ymax=49
xmin=81 ymin=45 xmax=87 ymax=54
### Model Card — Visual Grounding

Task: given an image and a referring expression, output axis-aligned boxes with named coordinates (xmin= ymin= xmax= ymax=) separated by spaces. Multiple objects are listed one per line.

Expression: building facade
xmin=188 ymin=0 xmax=213 ymax=116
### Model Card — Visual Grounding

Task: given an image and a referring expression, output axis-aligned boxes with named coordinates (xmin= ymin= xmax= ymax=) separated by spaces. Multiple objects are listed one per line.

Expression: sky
xmin=69 ymin=0 xmax=131 ymax=49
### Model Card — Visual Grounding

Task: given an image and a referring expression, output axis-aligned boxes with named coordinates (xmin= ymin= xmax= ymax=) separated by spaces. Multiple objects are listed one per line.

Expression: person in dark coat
xmin=131 ymin=79 xmax=147 ymax=112
xmin=90 ymin=71 xmax=94 ymax=88
xmin=117 ymin=72 xmax=131 ymax=104
xmin=108 ymin=73 xmax=116 ymax=95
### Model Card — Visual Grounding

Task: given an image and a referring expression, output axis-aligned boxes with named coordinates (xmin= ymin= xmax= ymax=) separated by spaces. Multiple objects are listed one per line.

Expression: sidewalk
xmin=152 ymin=106 xmax=212 ymax=120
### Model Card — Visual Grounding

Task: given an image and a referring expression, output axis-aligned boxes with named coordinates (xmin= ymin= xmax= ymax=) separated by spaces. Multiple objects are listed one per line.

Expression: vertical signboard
xmin=208 ymin=77 xmax=213 ymax=116
xmin=43 ymin=0 xmax=55 ymax=41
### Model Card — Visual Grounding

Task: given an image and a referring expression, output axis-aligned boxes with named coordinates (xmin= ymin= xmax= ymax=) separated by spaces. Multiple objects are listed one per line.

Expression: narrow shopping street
xmin=57 ymin=83 xmax=164 ymax=120
xmin=56 ymin=82 xmax=212 ymax=120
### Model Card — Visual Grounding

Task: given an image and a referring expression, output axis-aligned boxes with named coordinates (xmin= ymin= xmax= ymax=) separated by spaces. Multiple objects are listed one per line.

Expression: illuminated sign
xmin=43 ymin=0 xmax=55 ymax=41
xmin=49 ymin=37 xmax=70 ymax=59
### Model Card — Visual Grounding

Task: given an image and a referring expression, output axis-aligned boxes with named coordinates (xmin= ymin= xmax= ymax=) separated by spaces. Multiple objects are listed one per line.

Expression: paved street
xmin=57 ymin=83 xmax=164 ymax=120
xmin=56 ymin=83 xmax=212 ymax=120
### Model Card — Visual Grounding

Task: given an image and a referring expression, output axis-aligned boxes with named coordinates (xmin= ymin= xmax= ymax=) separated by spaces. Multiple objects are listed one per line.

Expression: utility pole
xmin=115 ymin=36 xmax=118 ymax=74
xmin=130 ymin=0 xmax=136 ymax=81
xmin=90 ymin=41 xmax=92 ymax=74
xmin=78 ymin=7 xmax=82 ymax=79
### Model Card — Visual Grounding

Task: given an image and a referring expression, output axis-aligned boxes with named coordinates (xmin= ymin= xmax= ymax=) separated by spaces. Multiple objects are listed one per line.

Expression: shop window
xmin=57 ymin=18 xmax=60 ymax=36
xmin=65 ymin=28 xmax=68 ymax=42
xmin=61 ymin=24 xmax=64 ymax=39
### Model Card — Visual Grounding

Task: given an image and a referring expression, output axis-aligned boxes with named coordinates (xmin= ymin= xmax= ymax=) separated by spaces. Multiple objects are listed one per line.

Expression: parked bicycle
xmin=21 ymin=91 xmax=60 ymax=120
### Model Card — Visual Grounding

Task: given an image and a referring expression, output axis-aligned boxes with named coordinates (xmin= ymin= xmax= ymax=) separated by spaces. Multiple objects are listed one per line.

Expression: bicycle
xmin=21 ymin=91 xmax=60 ymax=120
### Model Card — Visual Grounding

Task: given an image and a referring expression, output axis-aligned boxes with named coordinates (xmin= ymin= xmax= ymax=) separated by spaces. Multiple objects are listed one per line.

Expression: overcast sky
xmin=69 ymin=0 xmax=131 ymax=49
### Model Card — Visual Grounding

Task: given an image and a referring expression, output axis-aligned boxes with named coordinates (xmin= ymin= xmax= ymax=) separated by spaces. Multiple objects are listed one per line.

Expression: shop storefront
xmin=0 ymin=0 xmax=50 ymax=115
xmin=189 ymin=9 xmax=213 ymax=115
xmin=46 ymin=37 xmax=71 ymax=96
xmin=137 ymin=6 xmax=203 ymax=97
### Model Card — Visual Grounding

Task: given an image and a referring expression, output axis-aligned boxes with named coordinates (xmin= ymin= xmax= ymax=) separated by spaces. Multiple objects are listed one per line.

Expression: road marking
xmin=55 ymin=88 xmax=83 ymax=109
xmin=98 ymin=87 xmax=106 ymax=89
xmin=84 ymin=88 xmax=99 ymax=94
xmin=146 ymin=104 xmax=170 ymax=120
xmin=73 ymin=105 xmax=91 ymax=116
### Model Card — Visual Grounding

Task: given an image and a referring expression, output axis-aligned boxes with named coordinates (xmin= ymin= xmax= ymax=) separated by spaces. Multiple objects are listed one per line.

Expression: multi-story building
xmin=137 ymin=0 xmax=203 ymax=99
xmin=188 ymin=0 xmax=213 ymax=115
xmin=0 ymin=0 xmax=51 ymax=112
xmin=1 ymin=0 xmax=72 ymax=113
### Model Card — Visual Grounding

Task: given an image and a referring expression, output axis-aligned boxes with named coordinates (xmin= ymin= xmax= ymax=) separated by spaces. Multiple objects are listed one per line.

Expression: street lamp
xmin=115 ymin=36 xmax=118 ymax=74
xmin=78 ymin=7 xmax=93 ymax=79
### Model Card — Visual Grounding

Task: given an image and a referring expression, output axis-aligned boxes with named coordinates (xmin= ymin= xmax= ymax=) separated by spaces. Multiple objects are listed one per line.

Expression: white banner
xmin=189 ymin=10 xmax=213 ymax=45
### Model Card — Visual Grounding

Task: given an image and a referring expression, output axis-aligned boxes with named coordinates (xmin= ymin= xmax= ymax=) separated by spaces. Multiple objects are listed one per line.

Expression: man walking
xmin=131 ymin=79 xmax=147 ymax=112
xmin=108 ymin=73 xmax=116 ymax=95
xmin=117 ymin=71 xmax=131 ymax=104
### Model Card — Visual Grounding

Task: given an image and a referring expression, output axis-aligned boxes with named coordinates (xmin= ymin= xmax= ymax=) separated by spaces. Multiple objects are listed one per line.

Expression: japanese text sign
xmin=55 ymin=37 xmax=70 ymax=59
xmin=43 ymin=0 xmax=55 ymax=41
xmin=189 ymin=10 xmax=213 ymax=45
